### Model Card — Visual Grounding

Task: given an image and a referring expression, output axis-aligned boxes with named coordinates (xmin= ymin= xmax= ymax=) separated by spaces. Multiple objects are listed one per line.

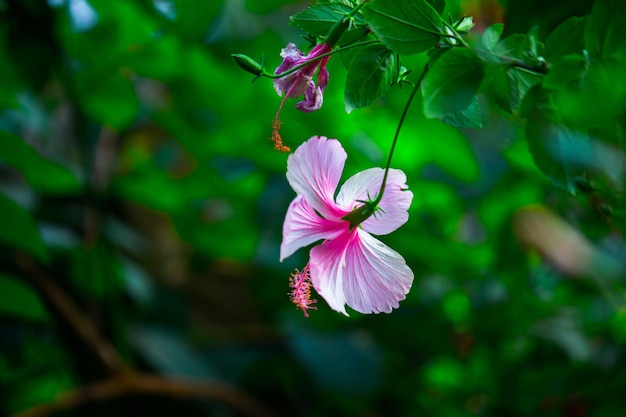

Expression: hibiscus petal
xmin=310 ymin=229 xmax=413 ymax=315
xmin=286 ymin=136 xmax=349 ymax=220
xmin=296 ymin=82 xmax=323 ymax=112
xmin=277 ymin=43 xmax=304 ymax=69
xmin=307 ymin=43 xmax=331 ymax=58
xmin=280 ymin=195 xmax=346 ymax=261
xmin=273 ymin=73 xmax=296 ymax=97
xmin=336 ymin=168 xmax=413 ymax=235
xmin=317 ymin=63 xmax=329 ymax=90
xmin=309 ymin=231 xmax=353 ymax=315
xmin=342 ymin=231 xmax=413 ymax=314
xmin=274 ymin=43 xmax=306 ymax=96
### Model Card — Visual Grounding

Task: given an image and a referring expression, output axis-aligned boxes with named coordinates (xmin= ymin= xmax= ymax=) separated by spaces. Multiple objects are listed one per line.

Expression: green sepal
xmin=341 ymin=199 xmax=379 ymax=230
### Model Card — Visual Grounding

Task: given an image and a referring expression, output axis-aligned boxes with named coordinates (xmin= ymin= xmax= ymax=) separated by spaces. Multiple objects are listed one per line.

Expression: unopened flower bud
xmin=231 ymin=54 xmax=263 ymax=76
xmin=455 ymin=16 xmax=474 ymax=33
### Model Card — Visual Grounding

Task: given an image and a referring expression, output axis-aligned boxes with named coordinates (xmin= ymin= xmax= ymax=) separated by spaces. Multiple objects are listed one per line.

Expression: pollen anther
xmin=271 ymin=116 xmax=290 ymax=153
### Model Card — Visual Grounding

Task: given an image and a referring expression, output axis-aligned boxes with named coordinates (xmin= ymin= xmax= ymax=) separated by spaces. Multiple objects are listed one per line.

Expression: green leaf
xmin=344 ymin=44 xmax=396 ymax=112
xmin=442 ymin=291 xmax=472 ymax=324
xmin=0 ymin=193 xmax=48 ymax=262
xmin=188 ymin=217 xmax=258 ymax=261
xmin=290 ymin=3 xmax=367 ymax=45
xmin=422 ymin=356 xmax=464 ymax=391
xmin=127 ymin=35 xmax=183 ymax=81
xmin=71 ymin=244 xmax=123 ymax=298
xmin=544 ymin=16 xmax=587 ymax=60
xmin=489 ymin=66 xmax=542 ymax=113
xmin=0 ymin=30 xmax=24 ymax=108
xmin=422 ymin=48 xmax=484 ymax=128
xmin=317 ymin=0 xmax=356 ymax=5
xmin=425 ymin=0 xmax=446 ymax=15
xmin=551 ymin=59 xmax=626 ymax=132
xmin=0 ymin=131 xmax=81 ymax=194
xmin=339 ymin=38 xmax=369 ymax=68
xmin=487 ymin=32 xmax=546 ymax=114
xmin=493 ymin=33 xmax=542 ymax=64
xmin=76 ymin=72 xmax=139 ymax=129
xmin=363 ymin=0 xmax=443 ymax=55
xmin=5 ymin=368 xmax=75 ymax=414
xmin=438 ymin=96 xmax=482 ymax=128
xmin=170 ymin=0 xmax=222 ymax=40
xmin=526 ymin=107 xmax=591 ymax=193
xmin=584 ymin=0 xmax=626 ymax=59
xmin=482 ymin=23 xmax=504 ymax=50
xmin=0 ymin=274 xmax=49 ymax=322
xmin=542 ymin=54 xmax=587 ymax=90
xmin=62 ymin=1 xmax=155 ymax=67
xmin=111 ymin=165 xmax=186 ymax=213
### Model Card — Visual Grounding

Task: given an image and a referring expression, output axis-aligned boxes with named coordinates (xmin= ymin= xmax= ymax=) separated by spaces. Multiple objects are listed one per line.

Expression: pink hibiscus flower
xmin=280 ymin=136 xmax=414 ymax=315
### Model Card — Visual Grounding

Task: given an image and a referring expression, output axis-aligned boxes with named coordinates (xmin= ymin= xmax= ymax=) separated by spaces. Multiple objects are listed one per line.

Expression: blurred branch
xmin=10 ymin=373 xmax=279 ymax=417
xmin=15 ymin=254 xmax=127 ymax=375
xmin=14 ymin=254 xmax=280 ymax=417
xmin=84 ymin=126 xmax=118 ymax=245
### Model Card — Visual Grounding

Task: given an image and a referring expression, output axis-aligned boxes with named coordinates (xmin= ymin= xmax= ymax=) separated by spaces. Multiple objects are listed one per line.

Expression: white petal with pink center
xmin=335 ymin=167 xmax=413 ymax=235
xmin=285 ymin=136 xmax=349 ymax=220
xmin=281 ymin=136 xmax=414 ymax=315
xmin=309 ymin=229 xmax=413 ymax=315
xmin=280 ymin=195 xmax=346 ymax=261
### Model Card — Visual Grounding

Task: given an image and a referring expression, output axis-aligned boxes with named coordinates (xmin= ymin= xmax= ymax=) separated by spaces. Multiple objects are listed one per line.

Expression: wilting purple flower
xmin=274 ymin=43 xmax=332 ymax=113
xmin=280 ymin=136 xmax=414 ymax=315
xmin=270 ymin=43 xmax=333 ymax=152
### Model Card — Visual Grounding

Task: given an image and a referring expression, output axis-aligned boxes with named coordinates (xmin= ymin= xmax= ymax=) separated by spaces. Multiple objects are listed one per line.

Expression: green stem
xmin=503 ymin=56 xmax=547 ymax=74
xmin=263 ymin=40 xmax=380 ymax=80
xmin=442 ymin=20 xmax=548 ymax=75
xmin=473 ymin=48 xmax=548 ymax=74
xmin=341 ymin=64 xmax=429 ymax=230
xmin=373 ymin=63 xmax=430 ymax=206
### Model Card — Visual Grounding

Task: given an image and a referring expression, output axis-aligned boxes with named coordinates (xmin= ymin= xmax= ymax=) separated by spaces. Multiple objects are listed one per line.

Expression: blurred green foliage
xmin=0 ymin=0 xmax=625 ymax=417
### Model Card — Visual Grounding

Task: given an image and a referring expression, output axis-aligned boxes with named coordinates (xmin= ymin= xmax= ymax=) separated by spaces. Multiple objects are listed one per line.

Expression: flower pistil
xmin=288 ymin=265 xmax=317 ymax=317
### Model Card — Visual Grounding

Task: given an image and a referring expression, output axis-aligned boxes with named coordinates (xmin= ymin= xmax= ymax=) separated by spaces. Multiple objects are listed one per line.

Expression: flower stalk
xmin=341 ymin=63 xmax=430 ymax=229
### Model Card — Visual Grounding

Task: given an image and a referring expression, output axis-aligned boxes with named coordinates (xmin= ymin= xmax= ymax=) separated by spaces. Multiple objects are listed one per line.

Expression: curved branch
xmin=15 ymin=254 xmax=126 ymax=375
xmin=10 ymin=374 xmax=280 ymax=417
